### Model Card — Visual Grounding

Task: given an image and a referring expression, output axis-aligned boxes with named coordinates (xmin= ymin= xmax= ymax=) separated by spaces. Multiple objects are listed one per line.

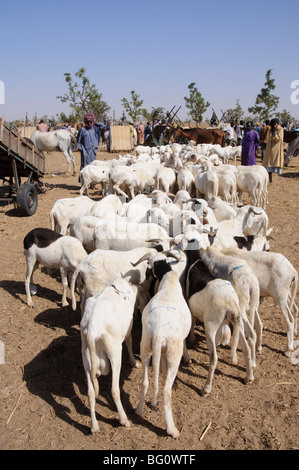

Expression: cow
xmin=170 ymin=127 xmax=225 ymax=146
xmin=143 ymin=124 xmax=172 ymax=147
xmin=30 ymin=129 xmax=77 ymax=175
xmin=284 ymin=130 xmax=299 ymax=144
xmin=285 ymin=135 xmax=299 ymax=166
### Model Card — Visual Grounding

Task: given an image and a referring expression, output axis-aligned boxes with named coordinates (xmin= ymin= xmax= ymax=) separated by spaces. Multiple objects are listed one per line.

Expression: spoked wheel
xmin=16 ymin=183 xmax=38 ymax=216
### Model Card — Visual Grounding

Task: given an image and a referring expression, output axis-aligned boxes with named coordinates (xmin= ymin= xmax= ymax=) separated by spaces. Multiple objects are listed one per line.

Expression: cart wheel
xmin=16 ymin=183 xmax=38 ymax=216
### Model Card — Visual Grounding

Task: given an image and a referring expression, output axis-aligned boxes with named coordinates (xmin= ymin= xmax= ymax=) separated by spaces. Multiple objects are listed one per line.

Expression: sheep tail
xmin=228 ymin=310 xmax=240 ymax=365
xmin=88 ymin=342 xmax=100 ymax=396
xmin=152 ymin=334 xmax=163 ymax=406
xmin=70 ymin=266 xmax=79 ymax=311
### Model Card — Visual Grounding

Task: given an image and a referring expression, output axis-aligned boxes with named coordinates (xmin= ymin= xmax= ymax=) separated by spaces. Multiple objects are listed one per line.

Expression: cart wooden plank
xmin=0 ymin=118 xmax=45 ymax=179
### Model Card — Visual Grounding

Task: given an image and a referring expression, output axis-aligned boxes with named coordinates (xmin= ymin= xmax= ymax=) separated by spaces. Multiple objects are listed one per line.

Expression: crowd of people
xmin=240 ymin=118 xmax=285 ymax=184
xmin=36 ymin=112 xmax=296 ymax=185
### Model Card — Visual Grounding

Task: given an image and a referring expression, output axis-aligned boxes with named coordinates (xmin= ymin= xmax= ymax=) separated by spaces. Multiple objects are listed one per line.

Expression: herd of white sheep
xmin=23 ymin=140 xmax=298 ymax=438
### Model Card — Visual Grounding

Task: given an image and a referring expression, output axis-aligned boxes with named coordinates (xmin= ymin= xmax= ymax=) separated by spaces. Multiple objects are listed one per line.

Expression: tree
xmin=57 ymin=67 xmax=110 ymax=122
xmin=276 ymin=109 xmax=297 ymax=128
xmin=121 ymin=91 xmax=144 ymax=123
xmin=59 ymin=112 xmax=77 ymax=124
xmin=140 ymin=107 xmax=166 ymax=123
xmin=222 ymin=99 xmax=244 ymax=123
xmin=248 ymin=69 xmax=279 ymax=121
xmin=184 ymin=82 xmax=210 ymax=125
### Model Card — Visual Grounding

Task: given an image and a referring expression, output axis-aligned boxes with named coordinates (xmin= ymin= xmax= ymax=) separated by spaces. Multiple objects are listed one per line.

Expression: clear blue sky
xmin=1 ymin=0 xmax=298 ymax=123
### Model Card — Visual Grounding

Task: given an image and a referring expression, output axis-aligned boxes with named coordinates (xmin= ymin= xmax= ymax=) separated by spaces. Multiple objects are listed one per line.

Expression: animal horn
xmin=131 ymin=253 xmax=152 ymax=267
xmin=249 ymin=206 xmax=262 ymax=215
xmin=161 ymin=251 xmax=181 ymax=262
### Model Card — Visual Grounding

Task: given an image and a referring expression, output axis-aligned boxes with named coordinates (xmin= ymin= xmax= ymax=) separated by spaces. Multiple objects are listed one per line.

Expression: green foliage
xmin=140 ymin=107 xmax=165 ymax=123
xmin=59 ymin=112 xmax=77 ymax=124
xmin=222 ymin=99 xmax=244 ymax=123
xmin=248 ymin=69 xmax=279 ymax=121
xmin=121 ymin=91 xmax=144 ymax=123
xmin=184 ymin=82 xmax=210 ymax=125
xmin=57 ymin=67 xmax=110 ymax=122
xmin=276 ymin=109 xmax=297 ymax=127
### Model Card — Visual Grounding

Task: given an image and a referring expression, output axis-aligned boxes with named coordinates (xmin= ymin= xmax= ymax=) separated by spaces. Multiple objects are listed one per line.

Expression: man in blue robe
xmin=77 ymin=113 xmax=105 ymax=170
xmin=241 ymin=122 xmax=260 ymax=166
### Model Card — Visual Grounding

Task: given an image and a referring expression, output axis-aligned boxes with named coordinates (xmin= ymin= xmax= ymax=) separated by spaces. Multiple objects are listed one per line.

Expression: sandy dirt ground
xmin=0 ymin=146 xmax=298 ymax=451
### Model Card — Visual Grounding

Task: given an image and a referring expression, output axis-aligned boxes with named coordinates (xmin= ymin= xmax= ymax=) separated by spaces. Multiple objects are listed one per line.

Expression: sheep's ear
xmin=179 ymin=237 xmax=188 ymax=251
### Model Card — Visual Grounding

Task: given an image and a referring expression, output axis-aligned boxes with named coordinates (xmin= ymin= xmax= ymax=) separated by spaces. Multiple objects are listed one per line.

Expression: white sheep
xmin=70 ymin=246 xmax=159 ymax=313
xmin=132 ymin=252 xmax=191 ymax=439
xmin=154 ymin=166 xmax=176 ymax=193
xmin=186 ymin=258 xmax=254 ymax=395
xmin=90 ymin=194 xmax=124 ymax=217
xmin=93 ymin=220 xmax=170 ymax=251
xmin=79 ymin=162 xmax=111 ymax=197
xmin=210 ymin=205 xmax=269 ymax=251
xmin=193 ymin=160 xmax=219 ymax=200
xmin=24 ymin=228 xmax=87 ymax=307
xmin=108 ymin=165 xmax=155 ymax=199
xmin=222 ymin=248 xmax=298 ymax=357
xmin=236 ymin=165 xmax=268 ymax=209
xmin=70 ymin=215 xmax=103 ymax=253
xmin=50 ymin=196 xmax=95 ymax=235
xmin=80 ymin=277 xmax=140 ymax=433
xmin=199 ymin=246 xmax=262 ymax=368
xmin=177 ymin=166 xmax=194 ymax=194
xmin=208 ymin=196 xmax=237 ymax=222
xmin=215 ymin=165 xmax=238 ymax=202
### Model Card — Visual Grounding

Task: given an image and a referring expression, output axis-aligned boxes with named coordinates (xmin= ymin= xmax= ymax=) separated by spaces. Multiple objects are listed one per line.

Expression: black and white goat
xmin=24 ymin=228 xmax=87 ymax=307
xmin=186 ymin=256 xmax=254 ymax=395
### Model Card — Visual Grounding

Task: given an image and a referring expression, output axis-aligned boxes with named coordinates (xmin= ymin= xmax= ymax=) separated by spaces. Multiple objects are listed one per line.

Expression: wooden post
xmin=12 ymin=158 xmax=19 ymax=190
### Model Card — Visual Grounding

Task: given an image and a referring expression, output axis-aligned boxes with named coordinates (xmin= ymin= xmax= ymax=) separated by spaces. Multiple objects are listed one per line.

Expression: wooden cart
xmin=0 ymin=118 xmax=45 ymax=216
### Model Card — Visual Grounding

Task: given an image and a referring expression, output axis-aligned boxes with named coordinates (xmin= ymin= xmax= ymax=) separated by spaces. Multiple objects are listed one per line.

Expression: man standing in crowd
xmin=241 ymin=122 xmax=260 ymax=166
xmin=37 ymin=120 xmax=48 ymax=132
xmin=262 ymin=118 xmax=284 ymax=183
xmin=259 ymin=120 xmax=271 ymax=158
xmin=77 ymin=113 xmax=105 ymax=170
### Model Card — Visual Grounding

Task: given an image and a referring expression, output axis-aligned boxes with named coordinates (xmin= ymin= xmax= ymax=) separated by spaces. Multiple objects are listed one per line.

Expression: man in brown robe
xmin=262 ymin=118 xmax=284 ymax=183
xmin=259 ymin=120 xmax=271 ymax=158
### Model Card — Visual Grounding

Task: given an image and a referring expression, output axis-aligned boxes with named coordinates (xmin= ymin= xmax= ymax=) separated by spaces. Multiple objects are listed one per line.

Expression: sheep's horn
xmin=161 ymin=251 xmax=181 ymax=262
xmin=131 ymin=253 xmax=152 ymax=267
xmin=249 ymin=206 xmax=262 ymax=215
